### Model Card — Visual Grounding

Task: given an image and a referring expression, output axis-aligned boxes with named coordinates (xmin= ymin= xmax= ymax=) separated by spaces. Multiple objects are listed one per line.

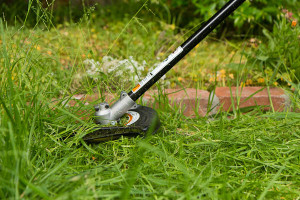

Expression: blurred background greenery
xmin=1 ymin=0 xmax=299 ymax=33
xmin=1 ymin=0 xmax=299 ymax=85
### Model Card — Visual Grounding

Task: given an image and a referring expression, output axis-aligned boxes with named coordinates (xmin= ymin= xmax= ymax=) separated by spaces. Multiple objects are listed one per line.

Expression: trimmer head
xmin=83 ymin=105 xmax=160 ymax=143
xmin=80 ymin=0 xmax=245 ymax=143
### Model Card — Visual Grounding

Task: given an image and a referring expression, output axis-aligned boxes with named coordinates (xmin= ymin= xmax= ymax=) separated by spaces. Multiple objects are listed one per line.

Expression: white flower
xmin=83 ymin=56 xmax=169 ymax=87
xmin=84 ymin=59 xmax=101 ymax=76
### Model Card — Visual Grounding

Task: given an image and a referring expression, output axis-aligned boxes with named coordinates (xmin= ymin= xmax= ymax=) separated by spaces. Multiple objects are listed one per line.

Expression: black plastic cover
xmin=83 ymin=105 xmax=160 ymax=143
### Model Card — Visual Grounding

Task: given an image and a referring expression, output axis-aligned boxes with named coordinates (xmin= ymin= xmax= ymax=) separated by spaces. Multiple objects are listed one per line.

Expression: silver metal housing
xmin=94 ymin=92 xmax=136 ymax=125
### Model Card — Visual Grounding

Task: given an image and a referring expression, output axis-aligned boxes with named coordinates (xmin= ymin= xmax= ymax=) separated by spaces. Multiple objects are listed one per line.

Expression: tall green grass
xmin=1 ymin=2 xmax=300 ymax=199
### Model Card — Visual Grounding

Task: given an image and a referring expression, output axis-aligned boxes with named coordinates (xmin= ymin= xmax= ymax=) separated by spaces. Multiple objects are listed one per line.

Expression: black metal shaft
xmin=128 ymin=0 xmax=246 ymax=101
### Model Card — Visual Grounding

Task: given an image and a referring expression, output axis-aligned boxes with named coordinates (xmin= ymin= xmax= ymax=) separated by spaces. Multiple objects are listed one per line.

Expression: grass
xmin=1 ymin=4 xmax=300 ymax=200
xmin=0 ymin=18 xmax=247 ymax=94
xmin=1 ymin=94 xmax=300 ymax=199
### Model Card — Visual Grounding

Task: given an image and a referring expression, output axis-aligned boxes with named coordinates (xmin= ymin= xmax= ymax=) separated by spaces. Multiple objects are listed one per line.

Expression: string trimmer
xmin=83 ymin=0 xmax=246 ymax=143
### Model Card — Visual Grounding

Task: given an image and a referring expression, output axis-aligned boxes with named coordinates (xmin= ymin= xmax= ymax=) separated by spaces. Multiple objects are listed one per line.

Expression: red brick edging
xmin=142 ymin=88 xmax=219 ymax=117
xmin=215 ymin=87 xmax=290 ymax=112
xmin=64 ymin=87 xmax=290 ymax=117
xmin=142 ymin=87 xmax=290 ymax=116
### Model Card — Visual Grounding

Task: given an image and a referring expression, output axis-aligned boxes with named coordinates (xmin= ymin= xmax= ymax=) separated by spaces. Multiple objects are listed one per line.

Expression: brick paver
xmin=58 ymin=87 xmax=291 ymax=117
xmin=215 ymin=87 xmax=290 ymax=112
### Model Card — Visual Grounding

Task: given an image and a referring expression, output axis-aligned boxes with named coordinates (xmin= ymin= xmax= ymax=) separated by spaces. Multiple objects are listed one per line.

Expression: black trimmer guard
xmin=83 ymin=105 xmax=160 ymax=143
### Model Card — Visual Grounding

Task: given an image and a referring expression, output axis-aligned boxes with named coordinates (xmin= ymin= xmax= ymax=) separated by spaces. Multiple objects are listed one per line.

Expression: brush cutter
xmin=83 ymin=0 xmax=246 ymax=143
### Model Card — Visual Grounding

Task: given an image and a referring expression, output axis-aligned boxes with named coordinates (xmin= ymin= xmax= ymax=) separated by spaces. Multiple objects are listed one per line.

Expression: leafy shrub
xmin=152 ymin=0 xmax=299 ymax=33
xmin=3 ymin=0 xmax=299 ymax=35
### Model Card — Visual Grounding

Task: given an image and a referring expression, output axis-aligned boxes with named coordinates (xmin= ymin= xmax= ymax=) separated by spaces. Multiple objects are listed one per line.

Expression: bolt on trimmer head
xmin=83 ymin=0 xmax=246 ymax=143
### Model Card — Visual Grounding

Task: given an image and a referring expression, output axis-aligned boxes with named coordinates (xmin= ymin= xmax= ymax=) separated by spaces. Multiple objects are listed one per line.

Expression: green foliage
xmin=155 ymin=0 xmax=299 ymax=33
xmin=1 ymin=2 xmax=300 ymax=199
xmin=0 ymin=1 xmax=29 ymax=23
xmin=1 ymin=22 xmax=300 ymax=197
xmin=2 ymin=0 xmax=300 ymax=34
xmin=249 ymin=15 xmax=300 ymax=83
xmin=0 ymin=0 xmax=97 ymax=27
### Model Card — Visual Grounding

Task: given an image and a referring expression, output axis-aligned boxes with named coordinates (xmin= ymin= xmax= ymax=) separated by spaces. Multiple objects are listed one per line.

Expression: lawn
xmin=1 ymin=1 xmax=300 ymax=199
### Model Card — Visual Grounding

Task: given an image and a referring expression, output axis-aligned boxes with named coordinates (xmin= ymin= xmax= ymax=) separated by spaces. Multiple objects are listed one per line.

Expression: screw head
xmin=97 ymin=102 xmax=110 ymax=111
xmin=94 ymin=105 xmax=100 ymax=111
xmin=120 ymin=91 xmax=127 ymax=99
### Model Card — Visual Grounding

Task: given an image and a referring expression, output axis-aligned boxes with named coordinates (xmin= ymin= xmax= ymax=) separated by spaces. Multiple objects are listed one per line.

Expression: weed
xmin=248 ymin=14 xmax=300 ymax=85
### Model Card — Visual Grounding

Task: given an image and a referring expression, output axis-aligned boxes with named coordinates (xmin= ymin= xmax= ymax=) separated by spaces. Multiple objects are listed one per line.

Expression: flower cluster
xmin=84 ymin=56 xmax=169 ymax=86
xmin=103 ymin=56 xmax=145 ymax=81
xmin=282 ymin=9 xmax=298 ymax=28
xmin=208 ymin=69 xmax=234 ymax=85
xmin=83 ymin=59 xmax=101 ymax=76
